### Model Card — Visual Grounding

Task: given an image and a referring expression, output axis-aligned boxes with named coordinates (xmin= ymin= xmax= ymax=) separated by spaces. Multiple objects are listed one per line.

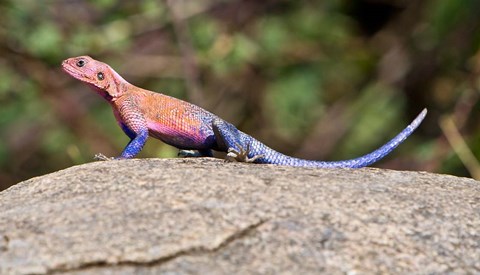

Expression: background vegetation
xmin=1 ymin=0 xmax=480 ymax=190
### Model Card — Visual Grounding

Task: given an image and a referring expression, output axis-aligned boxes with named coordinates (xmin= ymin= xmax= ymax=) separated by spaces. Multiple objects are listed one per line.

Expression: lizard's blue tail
xmin=231 ymin=108 xmax=427 ymax=168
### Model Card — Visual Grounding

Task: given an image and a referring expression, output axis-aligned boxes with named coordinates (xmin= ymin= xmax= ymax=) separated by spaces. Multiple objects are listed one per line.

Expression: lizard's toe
xmin=94 ymin=153 xmax=115 ymax=161
xmin=225 ymin=143 xmax=263 ymax=163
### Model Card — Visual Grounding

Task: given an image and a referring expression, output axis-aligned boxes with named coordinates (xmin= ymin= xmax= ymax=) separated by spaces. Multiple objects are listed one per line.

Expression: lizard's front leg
xmin=212 ymin=118 xmax=264 ymax=163
xmin=95 ymin=129 xmax=149 ymax=160
xmin=119 ymin=129 xmax=149 ymax=158
xmin=96 ymin=102 xmax=150 ymax=160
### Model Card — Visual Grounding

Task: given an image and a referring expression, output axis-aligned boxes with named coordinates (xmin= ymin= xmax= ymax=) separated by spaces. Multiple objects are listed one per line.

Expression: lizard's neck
xmin=90 ymin=84 xmax=115 ymax=101
xmin=92 ymin=67 xmax=132 ymax=102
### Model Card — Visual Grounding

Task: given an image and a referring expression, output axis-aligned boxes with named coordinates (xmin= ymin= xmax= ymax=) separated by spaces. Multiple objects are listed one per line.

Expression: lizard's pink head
xmin=62 ymin=56 xmax=126 ymax=100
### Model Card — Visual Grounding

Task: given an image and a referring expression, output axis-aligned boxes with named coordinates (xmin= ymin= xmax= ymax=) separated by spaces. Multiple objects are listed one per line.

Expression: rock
xmin=0 ymin=158 xmax=479 ymax=274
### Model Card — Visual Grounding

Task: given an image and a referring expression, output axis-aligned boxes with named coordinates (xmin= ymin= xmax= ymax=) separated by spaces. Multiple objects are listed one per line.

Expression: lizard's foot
xmin=178 ymin=150 xmax=200 ymax=158
xmin=94 ymin=153 xmax=115 ymax=161
xmin=226 ymin=143 xmax=264 ymax=163
xmin=178 ymin=149 xmax=213 ymax=158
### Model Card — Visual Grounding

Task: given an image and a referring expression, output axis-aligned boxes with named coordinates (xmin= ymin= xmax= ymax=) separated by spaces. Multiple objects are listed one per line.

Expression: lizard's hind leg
xmin=212 ymin=119 xmax=264 ymax=163
xmin=227 ymin=142 xmax=265 ymax=163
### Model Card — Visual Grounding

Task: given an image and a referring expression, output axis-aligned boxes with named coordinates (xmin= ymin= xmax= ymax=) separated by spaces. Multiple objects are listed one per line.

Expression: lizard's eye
xmin=97 ymin=72 xmax=105 ymax=80
xmin=76 ymin=59 xmax=85 ymax=67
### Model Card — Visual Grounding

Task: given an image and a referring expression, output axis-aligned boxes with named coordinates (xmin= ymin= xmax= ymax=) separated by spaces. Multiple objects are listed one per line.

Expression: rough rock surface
xmin=0 ymin=158 xmax=479 ymax=274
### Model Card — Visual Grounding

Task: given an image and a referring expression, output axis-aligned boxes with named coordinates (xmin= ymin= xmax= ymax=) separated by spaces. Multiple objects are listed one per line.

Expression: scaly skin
xmin=62 ymin=56 xmax=427 ymax=168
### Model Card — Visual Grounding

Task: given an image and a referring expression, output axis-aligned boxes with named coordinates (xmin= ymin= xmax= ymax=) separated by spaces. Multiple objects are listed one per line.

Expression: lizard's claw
xmin=94 ymin=153 xmax=115 ymax=161
xmin=226 ymin=143 xmax=264 ymax=163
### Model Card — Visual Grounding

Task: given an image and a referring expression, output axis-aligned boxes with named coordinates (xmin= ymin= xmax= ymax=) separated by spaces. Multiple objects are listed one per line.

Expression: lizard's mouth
xmin=62 ymin=61 xmax=94 ymax=83
xmin=61 ymin=61 xmax=80 ymax=77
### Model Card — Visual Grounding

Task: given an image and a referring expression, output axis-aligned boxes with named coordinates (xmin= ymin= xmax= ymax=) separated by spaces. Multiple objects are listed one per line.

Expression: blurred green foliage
xmin=1 ymin=0 xmax=480 ymax=190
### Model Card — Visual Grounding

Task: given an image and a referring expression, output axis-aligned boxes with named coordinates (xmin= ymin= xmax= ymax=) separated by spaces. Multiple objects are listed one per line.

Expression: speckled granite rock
xmin=0 ymin=158 xmax=479 ymax=274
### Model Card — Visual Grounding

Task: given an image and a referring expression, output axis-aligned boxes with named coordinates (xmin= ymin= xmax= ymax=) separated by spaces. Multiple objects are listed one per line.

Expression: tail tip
xmin=411 ymin=108 xmax=428 ymax=129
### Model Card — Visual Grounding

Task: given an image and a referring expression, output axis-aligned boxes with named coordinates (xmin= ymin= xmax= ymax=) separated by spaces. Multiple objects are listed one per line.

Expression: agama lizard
xmin=62 ymin=56 xmax=427 ymax=168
